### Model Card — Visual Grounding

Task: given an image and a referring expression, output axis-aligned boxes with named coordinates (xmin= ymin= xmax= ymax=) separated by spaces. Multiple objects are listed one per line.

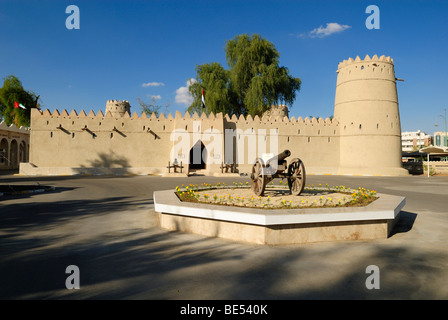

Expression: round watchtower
xmin=105 ymin=100 xmax=131 ymax=117
xmin=334 ymin=55 xmax=408 ymax=176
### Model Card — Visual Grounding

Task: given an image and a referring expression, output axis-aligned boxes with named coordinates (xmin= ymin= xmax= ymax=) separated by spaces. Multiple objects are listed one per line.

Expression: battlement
xmin=0 ymin=121 xmax=30 ymax=133
xmin=337 ymin=55 xmax=393 ymax=69
xmin=31 ymin=108 xmax=339 ymax=127
xmin=336 ymin=54 xmax=397 ymax=85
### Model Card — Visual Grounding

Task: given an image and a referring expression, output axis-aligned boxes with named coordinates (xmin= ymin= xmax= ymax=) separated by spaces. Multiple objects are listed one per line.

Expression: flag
xmin=201 ymin=88 xmax=206 ymax=108
xmin=14 ymin=101 xmax=26 ymax=109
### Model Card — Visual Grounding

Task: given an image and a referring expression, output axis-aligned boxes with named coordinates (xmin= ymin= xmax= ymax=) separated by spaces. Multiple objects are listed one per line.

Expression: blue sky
xmin=1 ymin=0 xmax=448 ymax=134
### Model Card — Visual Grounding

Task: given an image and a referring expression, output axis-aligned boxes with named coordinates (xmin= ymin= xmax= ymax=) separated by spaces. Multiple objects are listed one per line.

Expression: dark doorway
xmin=189 ymin=140 xmax=206 ymax=170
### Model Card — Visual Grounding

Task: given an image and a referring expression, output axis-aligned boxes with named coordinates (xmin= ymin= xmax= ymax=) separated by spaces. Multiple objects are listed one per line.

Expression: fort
xmin=19 ymin=55 xmax=409 ymax=177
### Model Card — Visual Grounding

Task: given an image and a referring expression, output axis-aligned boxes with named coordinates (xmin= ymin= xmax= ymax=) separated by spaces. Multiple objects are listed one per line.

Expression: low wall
xmin=154 ymin=190 xmax=406 ymax=245
xmin=423 ymin=161 xmax=448 ymax=175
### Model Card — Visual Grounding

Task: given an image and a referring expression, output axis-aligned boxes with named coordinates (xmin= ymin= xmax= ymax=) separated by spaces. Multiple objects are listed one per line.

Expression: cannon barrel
xmin=267 ymin=149 xmax=291 ymax=165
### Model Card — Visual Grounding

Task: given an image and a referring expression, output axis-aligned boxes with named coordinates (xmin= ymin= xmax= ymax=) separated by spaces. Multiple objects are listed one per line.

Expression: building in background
xmin=433 ymin=131 xmax=448 ymax=148
xmin=401 ymin=130 xmax=432 ymax=152
xmin=0 ymin=122 xmax=30 ymax=170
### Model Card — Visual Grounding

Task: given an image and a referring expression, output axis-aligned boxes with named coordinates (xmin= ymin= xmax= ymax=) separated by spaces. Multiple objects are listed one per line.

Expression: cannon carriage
xmin=250 ymin=149 xmax=306 ymax=196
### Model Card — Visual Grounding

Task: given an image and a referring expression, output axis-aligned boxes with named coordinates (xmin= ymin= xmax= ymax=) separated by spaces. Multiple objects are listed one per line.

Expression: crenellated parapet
xmin=0 ymin=121 xmax=30 ymax=133
xmin=337 ymin=54 xmax=393 ymax=69
xmin=31 ymin=105 xmax=340 ymax=142
xmin=336 ymin=54 xmax=396 ymax=86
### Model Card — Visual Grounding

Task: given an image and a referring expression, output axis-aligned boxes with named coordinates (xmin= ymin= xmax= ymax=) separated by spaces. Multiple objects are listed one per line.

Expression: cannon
xmin=250 ymin=149 xmax=306 ymax=196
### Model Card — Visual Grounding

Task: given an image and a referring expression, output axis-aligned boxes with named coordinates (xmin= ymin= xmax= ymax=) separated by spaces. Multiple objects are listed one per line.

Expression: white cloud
xmin=299 ymin=22 xmax=351 ymax=38
xmin=149 ymin=95 xmax=162 ymax=100
xmin=142 ymin=81 xmax=165 ymax=87
xmin=175 ymin=78 xmax=196 ymax=106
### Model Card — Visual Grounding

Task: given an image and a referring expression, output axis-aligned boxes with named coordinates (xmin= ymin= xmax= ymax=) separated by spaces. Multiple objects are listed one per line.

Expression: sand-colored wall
xmin=27 ymin=108 xmax=340 ymax=175
xmin=222 ymin=114 xmax=340 ymax=174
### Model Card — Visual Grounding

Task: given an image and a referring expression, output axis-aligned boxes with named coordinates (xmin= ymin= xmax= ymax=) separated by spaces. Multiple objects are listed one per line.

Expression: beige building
xmin=20 ymin=55 xmax=408 ymax=176
xmin=434 ymin=131 xmax=448 ymax=148
xmin=0 ymin=121 xmax=30 ymax=170
xmin=402 ymin=130 xmax=432 ymax=152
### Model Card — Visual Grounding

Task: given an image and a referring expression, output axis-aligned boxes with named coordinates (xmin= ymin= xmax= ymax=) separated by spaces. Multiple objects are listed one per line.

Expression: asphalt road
xmin=1 ymin=172 xmax=447 ymax=300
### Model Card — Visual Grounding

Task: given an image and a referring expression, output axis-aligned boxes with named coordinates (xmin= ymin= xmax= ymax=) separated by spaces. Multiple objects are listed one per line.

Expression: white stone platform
xmin=153 ymin=190 xmax=406 ymax=245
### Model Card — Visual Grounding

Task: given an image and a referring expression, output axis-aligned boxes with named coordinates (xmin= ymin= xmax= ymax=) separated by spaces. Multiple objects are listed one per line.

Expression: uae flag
xmin=201 ymin=88 xmax=206 ymax=108
xmin=14 ymin=101 xmax=26 ymax=109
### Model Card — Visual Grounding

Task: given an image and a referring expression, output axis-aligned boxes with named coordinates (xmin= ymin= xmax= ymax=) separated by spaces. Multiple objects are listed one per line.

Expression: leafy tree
xmin=0 ymin=75 xmax=39 ymax=127
xmin=188 ymin=63 xmax=234 ymax=115
xmin=188 ymin=34 xmax=301 ymax=116
xmin=137 ymin=96 xmax=169 ymax=117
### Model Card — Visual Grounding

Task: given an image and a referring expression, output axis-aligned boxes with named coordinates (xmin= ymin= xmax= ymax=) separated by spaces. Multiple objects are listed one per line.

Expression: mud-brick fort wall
xmin=21 ymin=55 xmax=408 ymax=176
xmin=24 ymin=105 xmax=341 ymax=176
xmin=222 ymin=114 xmax=340 ymax=174
xmin=27 ymin=105 xmax=176 ymax=174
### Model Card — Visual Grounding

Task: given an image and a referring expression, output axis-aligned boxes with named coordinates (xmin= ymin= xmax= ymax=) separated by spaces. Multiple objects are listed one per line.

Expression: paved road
xmin=1 ymin=173 xmax=447 ymax=300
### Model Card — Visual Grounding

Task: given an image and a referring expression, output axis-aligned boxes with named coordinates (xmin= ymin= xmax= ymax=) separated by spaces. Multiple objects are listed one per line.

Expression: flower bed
xmin=175 ymin=182 xmax=378 ymax=209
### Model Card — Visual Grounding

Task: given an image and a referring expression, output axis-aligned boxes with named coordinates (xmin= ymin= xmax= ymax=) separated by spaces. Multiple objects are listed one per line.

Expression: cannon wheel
xmin=288 ymin=158 xmax=306 ymax=196
xmin=251 ymin=159 xmax=267 ymax=196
